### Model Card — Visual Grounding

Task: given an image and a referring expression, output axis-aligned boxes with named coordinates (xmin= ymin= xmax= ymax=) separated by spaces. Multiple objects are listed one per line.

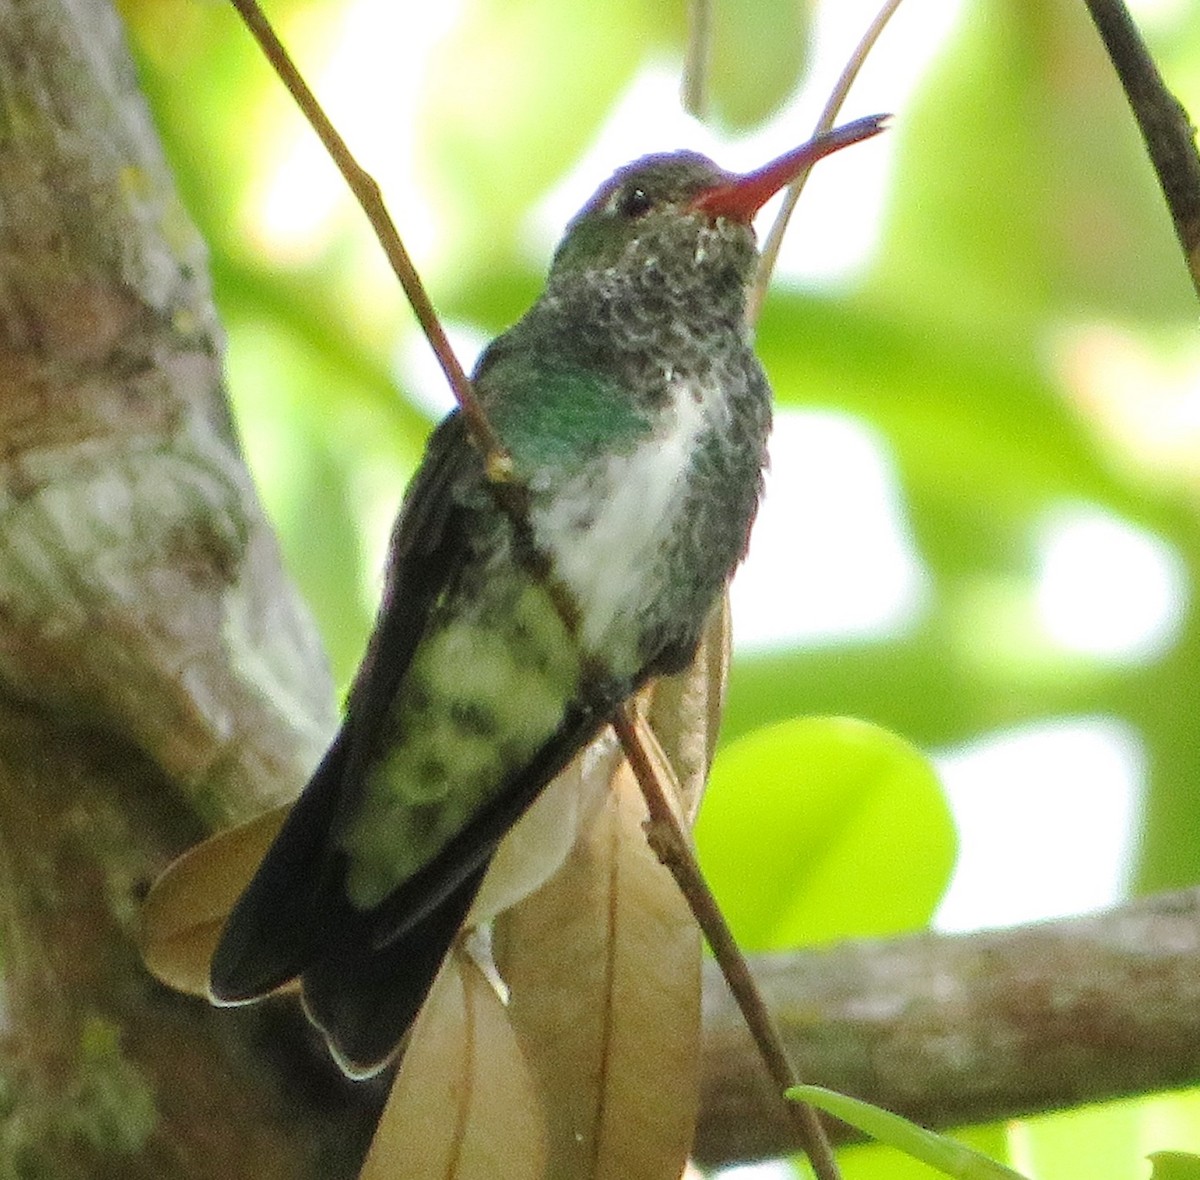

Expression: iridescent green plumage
xmin=209 ymin=118 xmax=886 ymax=1077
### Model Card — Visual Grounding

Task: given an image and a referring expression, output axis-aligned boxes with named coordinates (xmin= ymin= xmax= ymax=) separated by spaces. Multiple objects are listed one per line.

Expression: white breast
xmin=531 ymin=375 xmax=717 ymax=671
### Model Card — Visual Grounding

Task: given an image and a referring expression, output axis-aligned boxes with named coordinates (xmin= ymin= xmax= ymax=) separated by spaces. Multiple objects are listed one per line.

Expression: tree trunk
xmin=0 ymin=0 xmax=380 ymax=1173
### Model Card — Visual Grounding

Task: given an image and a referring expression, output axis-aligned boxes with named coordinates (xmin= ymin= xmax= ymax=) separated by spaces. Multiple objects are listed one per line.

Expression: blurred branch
xmin=696 ymin=885 xmax=1200 ymax=1167
xmin=1082 ymin=0 xmax=1200 ymax=299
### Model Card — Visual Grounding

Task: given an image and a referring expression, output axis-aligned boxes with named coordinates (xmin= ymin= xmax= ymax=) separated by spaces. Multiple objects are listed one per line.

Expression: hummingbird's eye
xmin=616 ymin=185 xmax=653 ymax=219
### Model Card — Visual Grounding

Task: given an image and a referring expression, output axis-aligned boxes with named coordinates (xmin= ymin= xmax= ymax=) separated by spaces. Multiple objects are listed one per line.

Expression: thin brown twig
xmin=681 ymin=0 xmax=713 ymax=119
xmin=1081 ymin=0 xmax=1200 ymax=300
xmin=611 ymin=707 xmax=843 ymax=1180
xmin=749 ymin=0 xmax=906 ymax=325
xmin=226 ymin=0 xmax=514 ymax=482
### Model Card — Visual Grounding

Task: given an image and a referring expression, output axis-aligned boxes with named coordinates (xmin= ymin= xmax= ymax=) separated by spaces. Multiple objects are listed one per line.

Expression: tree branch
xmin=11 ymin=1 xmax=1200 ymax=1176
xmin=1082 ymin=0 xmax=1200 ymax=297
xmin=695 ymin=885 xmax=1200 ymax=1167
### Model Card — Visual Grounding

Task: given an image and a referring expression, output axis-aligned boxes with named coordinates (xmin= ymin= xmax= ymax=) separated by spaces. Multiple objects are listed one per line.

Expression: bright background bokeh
xmin=120 ymin=0 xmax=1200 ymax=1173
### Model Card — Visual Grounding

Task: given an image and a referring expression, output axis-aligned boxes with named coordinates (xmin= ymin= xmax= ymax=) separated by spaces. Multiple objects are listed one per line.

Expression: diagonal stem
xmin=749 ymin=0 xmax=906 ymax=325
xmin=681 ymin=0 xmax=713 ymax=119
xmin=228 ymin=4 xmax=866 ymax=1175
xmin=1081 ymin=0 xmax=1200 ymax=299
xmin=226 ymin=0 xmax=514 ymax=482
xmin=611 ymin=706 xmax=842 ymax=1180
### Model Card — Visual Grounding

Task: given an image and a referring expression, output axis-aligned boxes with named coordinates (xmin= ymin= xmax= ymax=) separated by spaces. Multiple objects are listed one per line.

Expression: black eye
xmin=617 ymin=185 xmax=653 ymax=219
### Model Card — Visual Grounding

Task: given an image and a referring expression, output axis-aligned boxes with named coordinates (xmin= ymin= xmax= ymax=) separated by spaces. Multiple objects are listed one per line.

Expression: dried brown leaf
xmin=643 ymin=597 xmax=731 ymax=822
xmin=362 ymin=950 xmax=547 ymax=1180
xmin=495 ymin=766 xmax=702 ymax=1180
xmin=470 ymin=738 xmax=619 ymax=924
xmin=139 ymin=806 xmax=287 ymax=996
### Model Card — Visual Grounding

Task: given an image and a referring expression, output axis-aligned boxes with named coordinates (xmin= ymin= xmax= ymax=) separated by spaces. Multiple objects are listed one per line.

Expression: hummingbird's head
xmin=549 ymin=115 xmax=889 ymax=288
xmin=553 ymin=150 xmax=739 ymax=278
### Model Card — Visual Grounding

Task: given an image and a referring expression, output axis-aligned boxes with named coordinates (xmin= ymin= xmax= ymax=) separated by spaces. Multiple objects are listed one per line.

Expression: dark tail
xmin=300 ymin=863 xmax=486 ymax=1078
xmin=209 ymin=729 xmax=488 ymax=1077
xmin=209 ymin=733 xmax=351 ymax=1003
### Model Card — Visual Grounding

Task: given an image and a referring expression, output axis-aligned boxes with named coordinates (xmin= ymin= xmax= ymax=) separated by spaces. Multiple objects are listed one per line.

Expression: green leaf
xmin=788 ymin=1086 xmax=1030 ymax=1180
xmin=695 ymin=717 xmax=955 ymax=951
xmin=1150 ymin=1152 xmax=1200 ymax=1180
xmin=706 ymin=0 xmax=811 ymax=129
xmin=838 ymin=1125 xmax=1015 ymax=1180
xmin=420 ymin=0 xmax=651 ymax=280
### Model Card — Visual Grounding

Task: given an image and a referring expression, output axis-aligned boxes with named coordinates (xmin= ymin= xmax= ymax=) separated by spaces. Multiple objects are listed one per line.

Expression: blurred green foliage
xmin=120 ymin=0 xmax=1200 ymax=1172
xmin=1151 ymin=1153 xmax=1200 ymax=1180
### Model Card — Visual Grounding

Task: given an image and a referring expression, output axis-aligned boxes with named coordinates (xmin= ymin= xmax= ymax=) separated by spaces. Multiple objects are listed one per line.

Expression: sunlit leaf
xmin=695 ymin=716 xmax=954 ymax=950
xmin=790 ymin=1086 xmax=1030 ymax=1180
xmin=838 ymin=1125 xmax=1015 ymax=1180
xmin=1149 ymin=1151 xmax=1200 ymax=1180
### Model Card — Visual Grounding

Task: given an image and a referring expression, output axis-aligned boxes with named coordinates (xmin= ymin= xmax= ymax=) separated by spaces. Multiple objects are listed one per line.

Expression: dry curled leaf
xmin=643 ymin=599 xmax=730 ymax=821
xmin=495 ymin=764 xmax=702 ymax=1180
xmin=140 ymin=594 xmax=729 ymax=1180
xmin=367 ymin=597 xmax=725 ymax=1180
xmin=478 ymin=598 xmax=724 ymax=1180
xmin=362 ymin=951 xmax=547 ymax=1180
xmin=139 ymin=806 xmax=287 ymax=996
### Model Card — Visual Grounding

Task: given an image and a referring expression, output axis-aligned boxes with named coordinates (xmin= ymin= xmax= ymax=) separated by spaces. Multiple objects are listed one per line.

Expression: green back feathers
xmin=476 ymin=343 xmax=652 ymax=472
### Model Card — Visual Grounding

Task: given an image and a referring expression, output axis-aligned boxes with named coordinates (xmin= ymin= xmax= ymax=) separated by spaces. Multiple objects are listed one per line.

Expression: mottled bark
xmin=0 ymin=0 xmax=380 ymax=1174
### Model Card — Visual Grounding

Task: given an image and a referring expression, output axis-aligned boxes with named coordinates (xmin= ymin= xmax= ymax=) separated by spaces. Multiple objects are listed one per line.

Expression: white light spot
xmin=740 ymin=0 xmax=966 ymax=286
xmin=712 ymin=1163 xmax=796 ymax=1180
xmin=528 ymin=0 xmax=967 ymax=287
xmin=251 ymin=0 xmax=461 ymax=260
xmin=1034 ymin=507 xmax=1186 ymax=662
xmin=394 ymin=320 xmax=490 ymax=419
xmin=934 ymin=719 xmax=1142 ymax=932
xmin=731 ymin=410 xmax=926 ymax=650
xmin=1128 ymin=0 xmax=1190 ymax=26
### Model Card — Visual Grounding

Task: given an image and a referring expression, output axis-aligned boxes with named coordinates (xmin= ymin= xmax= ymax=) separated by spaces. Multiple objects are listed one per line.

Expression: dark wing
xmin=297 ymin=696 xmax=607 ymax=1076
xmin=208 ymin=410 xmax=615 ymax=1076
xmin=208 ymin=412 xmax=480 ymax=1006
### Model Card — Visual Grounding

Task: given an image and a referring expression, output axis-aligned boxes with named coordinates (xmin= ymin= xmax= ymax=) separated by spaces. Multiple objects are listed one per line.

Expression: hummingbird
xmin=208 ymin=114 xmax=887 ymax=1078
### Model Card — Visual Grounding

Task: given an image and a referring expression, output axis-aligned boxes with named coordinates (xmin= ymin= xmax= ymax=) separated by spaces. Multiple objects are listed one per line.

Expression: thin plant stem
xmin=610 ymin=707 xmax=843 ymax=1180
xmin=226 ymin=0 xmax=514 ymax=482
xmin=682 ymin=0 xmax=713 ymax=119
xmin=749 ymin=0 xmax=906 ymax=325
xmin=224 ymin=4 xmax=889 ymax=1175
xmin=1082 ymin=0 xmax=1200 ymax=299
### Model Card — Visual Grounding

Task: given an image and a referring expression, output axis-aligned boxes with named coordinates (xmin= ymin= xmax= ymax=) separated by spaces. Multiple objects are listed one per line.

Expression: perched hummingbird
xmin=209 ymin=115 xmax=886 ymax=1077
